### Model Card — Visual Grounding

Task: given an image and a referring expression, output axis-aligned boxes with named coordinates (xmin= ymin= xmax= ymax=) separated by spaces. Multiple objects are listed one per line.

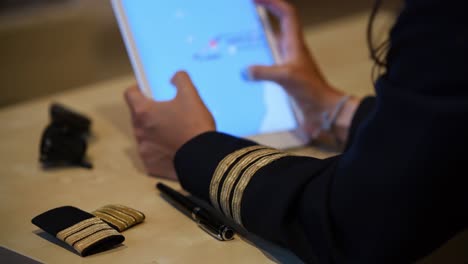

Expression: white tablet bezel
xmin=111 ymin=0 xmax=307 ymax=149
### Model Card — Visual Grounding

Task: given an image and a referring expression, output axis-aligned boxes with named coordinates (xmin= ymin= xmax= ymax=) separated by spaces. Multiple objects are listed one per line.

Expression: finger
xmin=124 ymin=85 xmax=146 ymax=111
xmin=248 ymin=65 xmax=289 ymax=83
xmin=171 ymin=71 xmax=202 ymax=101
xmin=254 ymin=0 xmax=293 ymax=19
xmin=124 ymin=85 xmax=154 ymax=126
xmin=133 ymin=127 xmax=145 ymax=144
xmin=255 ymin=0 xmax=303 ymax=57
xmin=124 ymin=85 xmax=141 ymax=125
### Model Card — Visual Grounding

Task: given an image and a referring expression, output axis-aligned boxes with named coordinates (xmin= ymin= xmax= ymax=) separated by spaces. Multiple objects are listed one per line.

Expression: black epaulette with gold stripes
xmin=32 ymin=206 xmax=125 ymax=256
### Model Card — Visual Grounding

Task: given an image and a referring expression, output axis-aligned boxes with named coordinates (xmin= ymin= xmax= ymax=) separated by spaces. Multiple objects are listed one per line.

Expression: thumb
xmin=171 ymin=71 xmax=202 ymax=101
xmin=124 ymin=85 xmax=154 ymax=127
xmin=124 ymin=85 xmax=149 ymax=110
xmin=248 ymin=65 xmax=289 ymax=84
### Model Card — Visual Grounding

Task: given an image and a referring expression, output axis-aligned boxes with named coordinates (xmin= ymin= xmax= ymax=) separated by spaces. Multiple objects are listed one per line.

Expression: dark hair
xmin=367 ymin=0 xmax=390 ymax=82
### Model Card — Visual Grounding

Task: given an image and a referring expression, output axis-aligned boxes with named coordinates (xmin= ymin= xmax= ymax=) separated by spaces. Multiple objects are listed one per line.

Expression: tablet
xmin=111 ymin=0 xmax=306 ymax=149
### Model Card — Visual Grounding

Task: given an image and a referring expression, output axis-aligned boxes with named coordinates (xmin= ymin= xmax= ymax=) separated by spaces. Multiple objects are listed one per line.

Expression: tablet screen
xmin=120 ymin=0 xmax=297 ymax=137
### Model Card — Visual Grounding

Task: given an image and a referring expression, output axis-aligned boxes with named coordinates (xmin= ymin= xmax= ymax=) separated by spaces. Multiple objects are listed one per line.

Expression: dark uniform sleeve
xmin=174 ymin=1 xmax=468 ymax=263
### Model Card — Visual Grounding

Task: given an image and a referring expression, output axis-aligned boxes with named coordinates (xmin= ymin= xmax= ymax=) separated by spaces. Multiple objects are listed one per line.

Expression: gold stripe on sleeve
xmin=219 ymin=149 xmax=280 ymax=217
xmin=232 ymin=153 xmax=290 ymax=226
xmin=209 ymin=145 xmax=268 ymax=211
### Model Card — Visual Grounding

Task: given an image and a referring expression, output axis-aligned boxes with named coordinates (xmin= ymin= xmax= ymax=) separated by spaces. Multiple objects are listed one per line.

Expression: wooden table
xmin=4 ymin=12 xmax=465 ymax=264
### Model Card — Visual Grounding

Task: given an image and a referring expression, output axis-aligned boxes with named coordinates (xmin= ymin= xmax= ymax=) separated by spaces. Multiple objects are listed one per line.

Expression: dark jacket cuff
xmin=174 ymin=131 xmax=257 ymax=202
xmin=345 ymin=96 xmax=376 ymax=150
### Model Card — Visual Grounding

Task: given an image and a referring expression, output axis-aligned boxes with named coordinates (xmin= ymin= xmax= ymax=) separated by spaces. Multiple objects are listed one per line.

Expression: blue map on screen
xmin=121 ymin=0 xmax=296 ymax=136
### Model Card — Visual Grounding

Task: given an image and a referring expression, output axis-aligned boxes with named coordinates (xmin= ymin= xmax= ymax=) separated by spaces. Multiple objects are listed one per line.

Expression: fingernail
xmin=241 ymin=67 xmax=254 ymax=81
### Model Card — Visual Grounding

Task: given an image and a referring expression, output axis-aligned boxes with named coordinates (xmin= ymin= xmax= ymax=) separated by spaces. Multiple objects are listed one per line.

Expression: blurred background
xmin=0 ymin=0 xmax=400 ymax=108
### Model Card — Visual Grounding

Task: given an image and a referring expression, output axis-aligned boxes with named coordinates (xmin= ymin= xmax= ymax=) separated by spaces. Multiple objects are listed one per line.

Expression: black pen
xmin=156 ymin=182 xmax=235 ymax=241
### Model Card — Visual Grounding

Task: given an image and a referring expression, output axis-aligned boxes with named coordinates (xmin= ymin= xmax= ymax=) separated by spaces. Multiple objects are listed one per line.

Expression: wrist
xmin=312 ymin=93 xmax=361 ymax=148
xmin=331 ymin=96 xmax=361 ymax=144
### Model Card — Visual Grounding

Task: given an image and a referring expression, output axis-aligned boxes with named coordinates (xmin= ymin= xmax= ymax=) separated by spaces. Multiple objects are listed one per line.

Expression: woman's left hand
xmin=124 ymin=71 xmax=216 ymax=180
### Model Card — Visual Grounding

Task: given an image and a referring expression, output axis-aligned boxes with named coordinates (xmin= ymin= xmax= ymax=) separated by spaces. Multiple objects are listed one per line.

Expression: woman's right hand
xmin=250 ymin=0 xmax=360 ymax=143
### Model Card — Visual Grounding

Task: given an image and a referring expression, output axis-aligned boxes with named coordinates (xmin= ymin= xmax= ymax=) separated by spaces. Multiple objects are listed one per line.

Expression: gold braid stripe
xmin=56 ymin=217 xmax=121 ymax=255
xmin=232 ymin=153 xmax=290 ymax=226
xmin=219 ymin=149 xmax=280 ymax=217
xmin=209 ymin=145 xmax=268 ymax=211
xmin=92 ymin=211 xmax=128 ymax=231
xmin=97 ymin=207 xmax=136 ymax=226
xmin=65 ymin=224 xmax=113 ymax=245
xmin=74 ymin=229 xmax=121 ymax=254
xmin=93 ymin=205 xmax=145 ymax=231
xmin=105 ymin=204 xmax=145 ymax=222
xmin=56 ymin=217 xmax=102 ymax=241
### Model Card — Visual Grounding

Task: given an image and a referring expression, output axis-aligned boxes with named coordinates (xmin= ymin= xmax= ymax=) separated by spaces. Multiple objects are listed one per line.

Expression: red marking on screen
xmin=209 ymin=40 xmax=218 ymax=48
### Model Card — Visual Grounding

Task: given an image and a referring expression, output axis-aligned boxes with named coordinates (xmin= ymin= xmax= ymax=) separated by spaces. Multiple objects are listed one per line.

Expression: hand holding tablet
xmin=124 ymin=72 xmax=216 ymax=179
xmin=111 ymin=0 xmax=308 ymax=149
xmin=113 ymin=0 xmax=357 ymax=178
